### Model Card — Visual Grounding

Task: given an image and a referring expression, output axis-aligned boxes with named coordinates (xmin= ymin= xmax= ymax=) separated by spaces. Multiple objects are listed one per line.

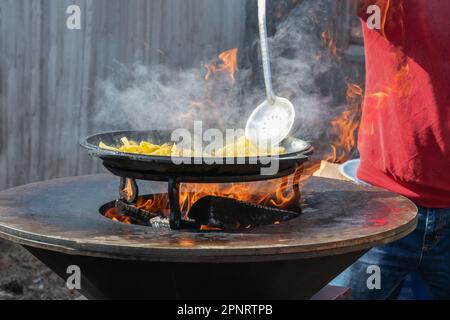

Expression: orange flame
xmin=365 ymin=56 xmax=410 ymax=111
xmin=379 ymin=0 xmax=391 ymax=37
xmin=204 ymin=48 xmax=238 ymax=81
xmin=182 ymin=49 xmax=238 ymax=129
xmin=123 ymin=179 xmax=134 ymax=200
xmin=180 ymin=167 xmax=302 ymax=215
xmin=128 ymin=166 xmax=304 ymax=220
xmin=322 ymin=31 xmax=338 ymax=59
xmin=325 ymin=83 xmax=364 ymax=164
xmin=136 ymin=194 xmax=169 ymax=214
xmin=104 ymin=207 xmax=132 ymax=224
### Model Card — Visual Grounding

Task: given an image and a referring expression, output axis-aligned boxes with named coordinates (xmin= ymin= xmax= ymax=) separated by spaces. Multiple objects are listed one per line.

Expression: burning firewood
xmin=188 ymin=195 xmax=301 ymax=230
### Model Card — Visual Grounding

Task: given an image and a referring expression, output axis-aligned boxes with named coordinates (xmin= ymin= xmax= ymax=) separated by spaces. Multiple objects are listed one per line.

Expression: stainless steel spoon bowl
xmin=245 ymin=0 xmax=296 ymax=147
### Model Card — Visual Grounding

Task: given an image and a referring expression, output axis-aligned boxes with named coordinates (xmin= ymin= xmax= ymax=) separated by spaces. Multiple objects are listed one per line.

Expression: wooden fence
xmin=0 ymin=0 xmax=247 ymax=190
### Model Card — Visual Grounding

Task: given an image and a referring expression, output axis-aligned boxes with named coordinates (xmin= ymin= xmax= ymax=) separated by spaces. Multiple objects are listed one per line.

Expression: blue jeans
xmin=331 ymin=206 xmax=450 ymax=299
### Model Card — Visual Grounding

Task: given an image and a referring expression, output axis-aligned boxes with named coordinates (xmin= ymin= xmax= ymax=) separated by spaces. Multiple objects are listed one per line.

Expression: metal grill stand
xmin=117 ymin=168 xmax=302 ymax=230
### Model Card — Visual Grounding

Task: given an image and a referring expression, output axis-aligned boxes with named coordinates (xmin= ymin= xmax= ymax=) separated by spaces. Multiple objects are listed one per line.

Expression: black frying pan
xmin=81 ymin=130 xmax=312 ymax=182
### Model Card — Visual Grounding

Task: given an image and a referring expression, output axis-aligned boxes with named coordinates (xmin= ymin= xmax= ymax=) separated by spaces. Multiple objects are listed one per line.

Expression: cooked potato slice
xmin=99 ymin=141 xmax=119 ymax=152
xmin=98 ymin=136 xmax=285 ymax=157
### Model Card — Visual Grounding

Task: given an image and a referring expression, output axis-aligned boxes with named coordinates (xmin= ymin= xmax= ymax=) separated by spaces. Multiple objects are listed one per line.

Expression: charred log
xmin=188 ymin=196 xmax=301 ymax=230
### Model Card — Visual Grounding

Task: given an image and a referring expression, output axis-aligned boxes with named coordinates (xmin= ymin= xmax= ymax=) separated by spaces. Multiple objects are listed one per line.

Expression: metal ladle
xmin=245 ymin=0 xmax=295 ymax=147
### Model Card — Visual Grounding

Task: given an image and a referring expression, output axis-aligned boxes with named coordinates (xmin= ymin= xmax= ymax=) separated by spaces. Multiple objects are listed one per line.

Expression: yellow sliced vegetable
xmin=99 ymin=141 xmax=119 ymax=152
xmin=98 ymin=136 xmax=285 ymax=157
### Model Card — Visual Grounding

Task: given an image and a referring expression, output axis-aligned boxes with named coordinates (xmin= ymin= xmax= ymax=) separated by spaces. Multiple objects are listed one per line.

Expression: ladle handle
xmin=258 ymin=0 xmax=276 ymax=105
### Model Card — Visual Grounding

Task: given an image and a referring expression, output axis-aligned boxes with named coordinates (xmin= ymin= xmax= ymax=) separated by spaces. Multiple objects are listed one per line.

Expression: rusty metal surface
xmin=0 ymin=175 xmax=417 ymax=263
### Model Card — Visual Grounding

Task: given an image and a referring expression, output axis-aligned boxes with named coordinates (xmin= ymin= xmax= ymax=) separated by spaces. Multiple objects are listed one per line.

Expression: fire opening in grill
xmin=100 ymin=166 xmax=304 ymax=231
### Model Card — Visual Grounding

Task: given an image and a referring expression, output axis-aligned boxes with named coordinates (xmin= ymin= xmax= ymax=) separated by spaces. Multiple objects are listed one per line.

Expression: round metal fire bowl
xmin=0 ymin=175 xmax=418 ymax=263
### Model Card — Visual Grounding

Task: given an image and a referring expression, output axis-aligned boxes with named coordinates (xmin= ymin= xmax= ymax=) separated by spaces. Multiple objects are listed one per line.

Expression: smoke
xmin=94 ymin=0 xmax=345 ymax=142
xmin=95 ymin=63 xmax=218 ymax=130
xmin=245 ymin=0 xmax=340 ymax=140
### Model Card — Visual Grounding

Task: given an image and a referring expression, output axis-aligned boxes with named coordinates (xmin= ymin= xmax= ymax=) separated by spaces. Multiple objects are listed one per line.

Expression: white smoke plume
xmin=94 ymin=0 xmax=347 ymax=142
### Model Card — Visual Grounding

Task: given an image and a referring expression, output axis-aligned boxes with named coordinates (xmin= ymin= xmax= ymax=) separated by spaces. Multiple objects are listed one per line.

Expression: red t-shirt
xmin=357 ymin=0 xmax=450 ymax=208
